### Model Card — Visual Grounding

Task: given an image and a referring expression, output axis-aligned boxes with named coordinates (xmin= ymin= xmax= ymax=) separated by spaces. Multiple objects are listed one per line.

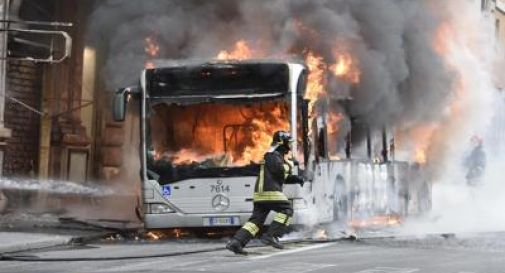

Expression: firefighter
xmin=464 ymin=135 xmax=486 ymax=186
xmin=226 ymin=130 xmax=304 ymax=255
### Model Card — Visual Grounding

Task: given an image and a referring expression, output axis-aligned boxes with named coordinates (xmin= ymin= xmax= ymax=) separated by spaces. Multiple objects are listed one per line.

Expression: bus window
xmin=297 ymin=99 xmax=310 ymax=169
xmin=147 ymin=100 xmax=289 ymax=183
xmin=318 ymin=127 xmax=328 ymax=159
xmin=313 ymin=117 xmax=328 ymax=160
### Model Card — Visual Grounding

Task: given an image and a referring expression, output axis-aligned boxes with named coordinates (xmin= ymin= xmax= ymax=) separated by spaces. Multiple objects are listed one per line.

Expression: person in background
xmin=464 ymin=135 xmax=486 ymax=187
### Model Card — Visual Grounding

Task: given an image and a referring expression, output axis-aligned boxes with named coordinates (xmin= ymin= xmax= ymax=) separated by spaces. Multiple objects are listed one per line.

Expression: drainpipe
xmin=0 ymin=0 xmax=12 ymax=176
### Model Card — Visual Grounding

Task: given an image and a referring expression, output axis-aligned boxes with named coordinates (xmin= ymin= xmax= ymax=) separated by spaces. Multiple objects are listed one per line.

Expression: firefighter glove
xmin=287 ymin=174 xmax=304 ymax=187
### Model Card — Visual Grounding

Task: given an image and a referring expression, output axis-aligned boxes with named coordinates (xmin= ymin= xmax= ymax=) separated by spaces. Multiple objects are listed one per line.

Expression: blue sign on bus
xmin=162 ymin=185 xmax=171 ymax=198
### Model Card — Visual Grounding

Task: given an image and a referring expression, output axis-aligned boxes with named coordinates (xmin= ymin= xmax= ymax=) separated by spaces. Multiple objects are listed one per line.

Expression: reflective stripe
xmin=286 ymin=217 xmax=293 ymax=226
xmin=273 ymin=213 xmax=288 ymax=224
xmin=242 ymin=221 xmax=260 ymax=236
xmin=253 ymin=191 xmax=288 ymax=202
xmin=258 ymin=163 xmax=265 ymax=193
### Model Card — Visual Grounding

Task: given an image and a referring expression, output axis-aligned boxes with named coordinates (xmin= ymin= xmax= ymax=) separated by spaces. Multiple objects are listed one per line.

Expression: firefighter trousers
xmin=233 ymin=202 xmax=293 ymax=247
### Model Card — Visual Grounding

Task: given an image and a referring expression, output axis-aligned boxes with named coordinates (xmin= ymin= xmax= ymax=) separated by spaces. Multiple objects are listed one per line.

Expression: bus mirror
xmin=112 ymin=88 xmax=128 ymax=122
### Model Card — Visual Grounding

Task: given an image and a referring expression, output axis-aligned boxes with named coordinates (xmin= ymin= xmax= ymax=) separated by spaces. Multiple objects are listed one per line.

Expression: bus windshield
xmin=146 ymin=100 xmax=289 ymax=183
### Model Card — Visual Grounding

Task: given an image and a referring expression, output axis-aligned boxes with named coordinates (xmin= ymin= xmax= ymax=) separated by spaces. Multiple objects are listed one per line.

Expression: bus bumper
xmin=144 ymin=212 xmax=255 ymax=229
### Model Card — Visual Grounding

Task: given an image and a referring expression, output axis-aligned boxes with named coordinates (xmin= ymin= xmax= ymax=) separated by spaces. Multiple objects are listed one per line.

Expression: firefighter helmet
xmin=470 ymin=135 xmax=483 ymax=146
xmin=272 ymin=131 xmax=293 ymax=147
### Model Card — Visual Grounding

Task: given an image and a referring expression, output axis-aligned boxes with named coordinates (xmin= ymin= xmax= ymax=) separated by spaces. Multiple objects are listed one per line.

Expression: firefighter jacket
xmin=253 ymin=150 xmax=303 ymax=203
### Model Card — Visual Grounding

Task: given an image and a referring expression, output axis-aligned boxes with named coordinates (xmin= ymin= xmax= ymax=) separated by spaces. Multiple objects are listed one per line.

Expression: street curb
xmin=0 ymin=231 xmax=112 ymax=254
xmin=0 ymin=235 xmax=72 ymax=254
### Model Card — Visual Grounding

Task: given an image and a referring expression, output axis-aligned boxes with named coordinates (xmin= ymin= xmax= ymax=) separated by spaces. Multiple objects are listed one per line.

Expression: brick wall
xmin=3 ymin=60 xmax=42 ymax=176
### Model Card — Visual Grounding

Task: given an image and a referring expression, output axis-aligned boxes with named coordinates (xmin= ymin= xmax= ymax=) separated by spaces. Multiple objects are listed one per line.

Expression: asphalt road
xmin=1 ymin=233 xmax=504 ymax=273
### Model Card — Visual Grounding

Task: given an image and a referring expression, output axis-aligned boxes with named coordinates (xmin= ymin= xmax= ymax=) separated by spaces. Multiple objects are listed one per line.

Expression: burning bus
xmin=112 ymin=60 xmax=431 ymax=229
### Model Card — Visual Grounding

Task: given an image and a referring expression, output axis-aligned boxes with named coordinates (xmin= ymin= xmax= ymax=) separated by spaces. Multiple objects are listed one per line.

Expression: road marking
xmin=354 ymin=267 xmax=419 ymax=273
xmin=249 ymin=262 xmax=336 ymax=273
xmin=98 ymin=258 xmax=208 ymax=272
xmin=248 ymin=242 xmax=336 ymax=260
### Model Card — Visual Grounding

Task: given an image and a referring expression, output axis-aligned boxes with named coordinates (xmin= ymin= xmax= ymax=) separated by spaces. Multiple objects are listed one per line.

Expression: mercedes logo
xmin=211 ymin=194 xmax=230 ymax=211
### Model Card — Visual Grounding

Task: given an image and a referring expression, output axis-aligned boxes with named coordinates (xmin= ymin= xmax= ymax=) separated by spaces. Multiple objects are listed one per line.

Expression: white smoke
xmin=401 ymin=0 xmax=505 ymax=235
xmin=87 ymin=0 xmax=505 ymax=234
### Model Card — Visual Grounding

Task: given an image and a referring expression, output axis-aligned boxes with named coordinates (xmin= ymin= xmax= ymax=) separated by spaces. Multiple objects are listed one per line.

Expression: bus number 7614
xmin=210 ymin=180 xmax=231 ymax=193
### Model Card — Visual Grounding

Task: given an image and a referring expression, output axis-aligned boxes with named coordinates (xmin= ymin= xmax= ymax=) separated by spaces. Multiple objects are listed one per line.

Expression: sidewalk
xmin=0 ymin=211 xmax=139 ymax=254
xmin=0 ymin=232 xmax=74 ymax=254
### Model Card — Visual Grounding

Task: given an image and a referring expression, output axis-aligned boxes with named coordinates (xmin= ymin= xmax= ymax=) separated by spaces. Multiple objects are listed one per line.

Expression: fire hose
xmin=0 ymin=213 xmax=458 ymax=263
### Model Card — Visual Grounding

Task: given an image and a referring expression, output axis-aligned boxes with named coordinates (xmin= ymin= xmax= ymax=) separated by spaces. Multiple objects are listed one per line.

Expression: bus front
xmin=135 ymin=61 xmax=306 ymax=229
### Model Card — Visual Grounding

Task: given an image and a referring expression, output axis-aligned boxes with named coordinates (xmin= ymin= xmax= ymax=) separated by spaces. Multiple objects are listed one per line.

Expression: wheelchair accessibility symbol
xmin=162 ymin=185 xmax=171 ymax=198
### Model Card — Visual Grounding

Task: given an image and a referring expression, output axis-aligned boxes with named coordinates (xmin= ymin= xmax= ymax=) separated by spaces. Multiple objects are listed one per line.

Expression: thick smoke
xmin=89 ymin=0 xmax=505 ymax=234
xmin=88 ymin=0 xmax=454 ymax=130
xmin=399 ymin=0 xmax=505 ymax=235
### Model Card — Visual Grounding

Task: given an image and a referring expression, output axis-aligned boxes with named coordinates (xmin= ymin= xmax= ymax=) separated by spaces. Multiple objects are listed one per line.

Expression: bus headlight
xmin=149 ymin=203 xmax=175 ymax=214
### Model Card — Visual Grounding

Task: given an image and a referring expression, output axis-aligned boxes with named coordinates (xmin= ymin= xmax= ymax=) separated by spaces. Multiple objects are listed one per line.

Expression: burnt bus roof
xmin=145 ymin=60 xmax=302 ymax=99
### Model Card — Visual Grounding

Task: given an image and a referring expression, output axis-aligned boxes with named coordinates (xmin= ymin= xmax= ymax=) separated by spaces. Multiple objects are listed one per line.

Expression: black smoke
xmin=88 ymin=0 xmax=454 ymax=130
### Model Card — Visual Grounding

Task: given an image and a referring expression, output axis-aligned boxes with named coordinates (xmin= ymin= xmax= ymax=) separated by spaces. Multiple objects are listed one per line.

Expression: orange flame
xmin=415 ymin=149 xmax=427 ymax=164
xmin=144 ymin=36 xmax=160 ymax=69
xmin=327 ymin=112 xmax=344 ymax=135
xmin=145 ymin=231 xmax=162 ymax=240
xmin=145 ymin=61 xmax=155 ymax=69
xmin=169 ymin=149 xmax=228 ymax=165
xmin=151 ymin=102 xmax=289 ymax=166
xmin=433 ymin=22 xmax=454 ymax=56
xmin=396 ymin=124 xmax=438 ymax=165
xmin=172 ymin=228 xmax=190 ymax=238
xmin=304 ymin=51 xmax=327 ymax=115
xmin=330 ymin=52 xmax=361 ymax=84
xmin=314 ymin=228 xmax=329 ymax=240
xmin=144 ymin=37 xmax=160 ymax=57
xmin=413 ymin=125 xmax=438 ymax=164
xmin=396 ymin=21 xmax=460 ymax=166
xmin=217 ymin=40 xmax=255 ymax=60
xmin=239 ymin=105 xmax=289 ymax=165
xmin=348 ymin=214 xmax=402 ymax=229
xmin=145 ymin=229 xmax=191 ymax=240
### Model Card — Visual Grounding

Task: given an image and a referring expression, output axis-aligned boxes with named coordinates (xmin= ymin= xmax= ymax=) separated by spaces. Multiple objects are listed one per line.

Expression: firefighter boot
xmin=226 ymin=228 xmax=252 ymax=255
xmin=226 ymin=238 xmax=247 ymax=255
xmin=261 ymin=221 xmax=285 ymax=249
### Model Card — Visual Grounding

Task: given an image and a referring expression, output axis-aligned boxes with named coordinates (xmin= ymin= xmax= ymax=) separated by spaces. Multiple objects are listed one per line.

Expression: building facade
xmin=495 ymin=0 xmax=505 ymax=45
xmin=0 ymin=0 xmax=129 ymax=185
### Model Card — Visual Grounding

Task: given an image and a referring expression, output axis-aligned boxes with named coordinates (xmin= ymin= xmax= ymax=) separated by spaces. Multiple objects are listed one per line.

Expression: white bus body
xmin=113 ymin=60 xmax=429 ymax=229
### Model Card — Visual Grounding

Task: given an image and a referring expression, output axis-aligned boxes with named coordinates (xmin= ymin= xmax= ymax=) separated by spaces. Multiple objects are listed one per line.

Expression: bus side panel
xmin=287 ymin=160 xmax=332 ymax=226
xmin=328 ymin=160 xmax=352 ymax=221
xmin=325 ymin=160 xmax=415 ymax=224
xmin=314 ymin=161 xmax=334 ymax=224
